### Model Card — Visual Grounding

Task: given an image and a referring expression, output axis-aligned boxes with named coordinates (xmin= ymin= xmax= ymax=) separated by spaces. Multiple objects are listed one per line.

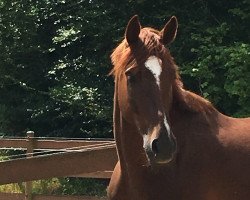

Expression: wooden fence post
xmin=25 ymin=131 xmax=34 ymax=200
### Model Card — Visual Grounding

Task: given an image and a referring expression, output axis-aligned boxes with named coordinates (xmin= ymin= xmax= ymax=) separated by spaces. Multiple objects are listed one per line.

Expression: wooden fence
xmin=0 ymin=131 xmax=117 ymax=200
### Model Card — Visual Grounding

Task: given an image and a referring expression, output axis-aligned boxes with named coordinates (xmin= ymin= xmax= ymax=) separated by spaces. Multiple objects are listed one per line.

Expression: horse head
xmin=111 ymin=15 xmax=179 ymax=166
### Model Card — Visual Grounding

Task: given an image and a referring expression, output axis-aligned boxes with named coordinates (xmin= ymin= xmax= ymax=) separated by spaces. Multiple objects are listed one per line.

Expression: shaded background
xmin=0 ymin=0 xmax=249 ymax=138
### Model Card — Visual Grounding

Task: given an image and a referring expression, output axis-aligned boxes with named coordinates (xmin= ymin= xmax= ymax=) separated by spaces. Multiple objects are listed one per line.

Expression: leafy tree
xmin=180 ymin=0 xmax=250 ymax=116
xmin=0 ymin=0 xmax=249 ymax=138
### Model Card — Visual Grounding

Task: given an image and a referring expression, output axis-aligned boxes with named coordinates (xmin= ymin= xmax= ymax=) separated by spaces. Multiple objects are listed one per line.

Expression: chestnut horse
xmin=108 ymin=15 xmax=250 ymax=200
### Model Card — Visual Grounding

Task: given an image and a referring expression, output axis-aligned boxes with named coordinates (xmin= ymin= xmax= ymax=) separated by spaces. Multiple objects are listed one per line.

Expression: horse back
xmin=215 ymin=115 xmax=250 ymax=198
xmin=218 ymin=116 xmax=250 ymax=152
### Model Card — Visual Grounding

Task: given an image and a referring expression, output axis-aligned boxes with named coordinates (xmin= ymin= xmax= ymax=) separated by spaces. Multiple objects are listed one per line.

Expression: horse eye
xmin=125 ymin=70 xmax=133 ymax=77
xmin=125 ymin=67 xmax=138 ymax=83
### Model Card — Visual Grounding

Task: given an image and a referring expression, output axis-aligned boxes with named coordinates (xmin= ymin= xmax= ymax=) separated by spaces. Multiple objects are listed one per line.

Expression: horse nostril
xmin=151 ymin=139 xmax=159 ymax=156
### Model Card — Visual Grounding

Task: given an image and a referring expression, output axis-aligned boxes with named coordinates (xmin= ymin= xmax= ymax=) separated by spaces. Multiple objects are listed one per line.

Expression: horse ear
xmin=125 ymin=15 xmax=141 ymax=45
xmin=160 ymin=16 xmax=178 ymax=45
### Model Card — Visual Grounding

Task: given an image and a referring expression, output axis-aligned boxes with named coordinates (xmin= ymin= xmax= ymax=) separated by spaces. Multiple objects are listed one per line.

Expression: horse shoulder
xmin=107 ymin=161 xmax=129 ymax=200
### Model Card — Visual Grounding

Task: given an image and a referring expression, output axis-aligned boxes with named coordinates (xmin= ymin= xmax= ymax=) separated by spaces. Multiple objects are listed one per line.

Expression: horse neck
xmin=170 ymin=81 xmax=220 ymax=137
xmin=113 ymin=79 xmax=148 ymax=170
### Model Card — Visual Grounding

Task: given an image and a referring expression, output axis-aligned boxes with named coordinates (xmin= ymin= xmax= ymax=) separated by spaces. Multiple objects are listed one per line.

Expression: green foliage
xmin=224 ymin=43 xmax=250 ymax=116
xmin=0 ymin=0 xmax=114 ymax=137
xmin=0 ymin=183 xmax=23 ymax=193
xmin=56 ymin=178 xmax=108 ymax=196
xmin=0 ymin=177 xmax=107 ymax=196
xmin=181 ymin=17 xmax=249 ymax=116
xmin=0 ymin=0 xmax=249 ymax=137
xmin=0 ymin=104 xmax=9 ymax=134
xmin=31 ymin=178 xmax=61 ymax=195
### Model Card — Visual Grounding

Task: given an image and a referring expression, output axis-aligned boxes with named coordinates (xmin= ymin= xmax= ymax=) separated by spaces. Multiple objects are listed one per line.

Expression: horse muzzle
xmin=143 ymin=125 xmax=177 ymax=165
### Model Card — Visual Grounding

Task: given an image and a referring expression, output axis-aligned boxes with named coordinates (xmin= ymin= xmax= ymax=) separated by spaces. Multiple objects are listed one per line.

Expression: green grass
xmin=31 ymin=178 xmax=61 ymax=194
xmin=0 ymin=178 xmax=61 ymax=194
xmin=0 ymin=183 xmax=23 ymax=193
xmin=0 ymin=178 xmax=108 ymax=196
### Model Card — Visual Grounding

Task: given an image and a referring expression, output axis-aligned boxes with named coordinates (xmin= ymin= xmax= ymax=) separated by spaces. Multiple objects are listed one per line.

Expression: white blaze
xmin=145 ymin=56 xmax=162 ymax=88
xmin=164 ymin=116 xmax=171 ymax=137
xmin=145 ymin=56 xmax=172 ymax=136
xmin=158 ymin=111 xmax=172 ymax=137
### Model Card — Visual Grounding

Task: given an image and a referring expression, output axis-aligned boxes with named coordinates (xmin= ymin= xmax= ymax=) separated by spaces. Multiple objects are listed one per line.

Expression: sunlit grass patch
xmin=0 ymin=179 xmax=60 ymax=194
xmin=0 ymin=183 xmax=22 ymax=193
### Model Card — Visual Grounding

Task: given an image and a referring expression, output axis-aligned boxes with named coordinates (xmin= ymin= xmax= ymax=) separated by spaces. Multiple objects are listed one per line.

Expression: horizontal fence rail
xmin=0 ymin=132 xmax=117 ymax=200
xmin=0 ymin=133 xmax=117 ymax=185
xmin=0 ymin=137 xmax=114 ymax=150
xmin=0 ymin=144 xmax=117 ymax=184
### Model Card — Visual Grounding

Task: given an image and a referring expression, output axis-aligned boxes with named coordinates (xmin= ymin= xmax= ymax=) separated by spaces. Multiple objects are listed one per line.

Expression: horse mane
xmin=173 ymin=79 xmax=216 ymax=114
xmin=110 ymin=27 xmax=216 ymax=114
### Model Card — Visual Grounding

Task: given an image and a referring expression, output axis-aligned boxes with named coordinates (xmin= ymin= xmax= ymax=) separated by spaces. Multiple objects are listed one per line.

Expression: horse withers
xmin=108 ymin=15 xmax=250 ymax=200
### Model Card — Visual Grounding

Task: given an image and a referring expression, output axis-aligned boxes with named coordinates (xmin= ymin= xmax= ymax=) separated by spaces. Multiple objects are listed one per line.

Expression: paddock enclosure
xmin=0 ymin=131 xmax=117 ymax=200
